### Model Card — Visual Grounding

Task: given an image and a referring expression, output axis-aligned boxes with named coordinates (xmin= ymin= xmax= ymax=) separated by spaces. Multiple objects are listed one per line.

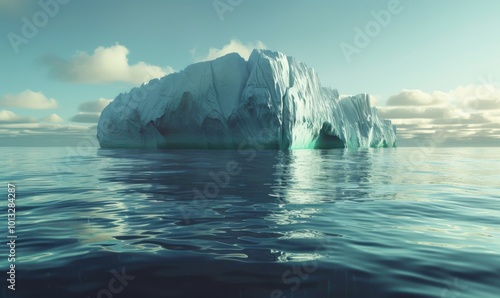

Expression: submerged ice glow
xmin=97 ymin=49 xmax=396 ymax=149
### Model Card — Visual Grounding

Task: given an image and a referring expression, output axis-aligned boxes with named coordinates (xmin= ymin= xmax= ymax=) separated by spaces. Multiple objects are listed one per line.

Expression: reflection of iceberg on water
xmin=97 ymin=49 xmax=396 ymax=149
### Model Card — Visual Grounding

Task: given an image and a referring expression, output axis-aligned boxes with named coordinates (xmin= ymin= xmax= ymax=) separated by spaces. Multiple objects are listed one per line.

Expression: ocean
xmin=1 ymin=147 xmax=499 ymax=298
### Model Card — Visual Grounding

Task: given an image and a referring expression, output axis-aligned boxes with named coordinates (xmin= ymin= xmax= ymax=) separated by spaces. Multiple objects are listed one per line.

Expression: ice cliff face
xmin=97 ymin=49 xmax=396 ymax=149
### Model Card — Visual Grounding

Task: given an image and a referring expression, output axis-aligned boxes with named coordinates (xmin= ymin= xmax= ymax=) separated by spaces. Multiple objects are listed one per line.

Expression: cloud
xmin=0 ymin=109 xmax=97 ymax=146
xmin=450 ymin=85 xmax=500 ymax=110
xmin=70 ymin=113 xmax=101 ymax=123
xmin=386 ymin=89 xmax=450 ymax=106
xmin=1 ymin=110 xmax=63 ymax=125
xmin=0 ymin=90 xmax=58 ymax=109
xmin=78 ymin=98 xmax=112 ymax=113
xmin=1 ymin=110 xmax=63 ymax=124
xmin=194 ymin=39 xmax=267 ymax=62
xmin=431 ymin=113 xmax=491 ymax=125
xmin=41 ymin=113 xmax=64 ymax=123
xmin=69 ymin=98 xmax=113 ymax=123
xmin=463 ymin=98 xmax=500 ymax=110
xmin=378 ymin=106 xmax=456 ymax=119
xmin=381 ymin=84 xmax=500 ymax=145
xmin=0 ymin=110 xmax=35 ymax=123
xmin=0 ymin=122 xmax=98 ymax=147
xmin=45 ymin=44 xmax=174 ymax=84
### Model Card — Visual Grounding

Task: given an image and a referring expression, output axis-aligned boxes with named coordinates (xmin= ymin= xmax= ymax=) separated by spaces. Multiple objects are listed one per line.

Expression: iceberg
xmin=97 ymin=49 xmax=396 ymax=149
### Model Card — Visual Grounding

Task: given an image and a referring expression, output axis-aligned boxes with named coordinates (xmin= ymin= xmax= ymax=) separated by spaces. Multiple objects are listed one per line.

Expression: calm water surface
xmin=1 ymin=147 xmax=499 ymax=298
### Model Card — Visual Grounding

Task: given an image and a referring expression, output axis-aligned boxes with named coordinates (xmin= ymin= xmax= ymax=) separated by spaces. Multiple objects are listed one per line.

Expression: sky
xmin=1 ymin=0 xmax=500 ymax=146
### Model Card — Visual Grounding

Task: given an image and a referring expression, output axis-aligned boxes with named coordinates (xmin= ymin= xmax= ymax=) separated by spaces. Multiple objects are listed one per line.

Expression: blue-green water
xmin=1 ymin=147 xmax=499 ymax=297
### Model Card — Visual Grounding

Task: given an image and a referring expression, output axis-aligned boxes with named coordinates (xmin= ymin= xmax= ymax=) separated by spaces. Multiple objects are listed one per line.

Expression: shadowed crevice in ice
xmin=314 ymin=122 xmax=345 ymax=149
xmin=97 ymin=49 xmax=396 ymax=149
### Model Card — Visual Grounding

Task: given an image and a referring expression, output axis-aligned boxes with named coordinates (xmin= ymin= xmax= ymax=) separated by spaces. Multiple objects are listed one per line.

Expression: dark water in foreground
xmin=1 ymin=147 xmax=499 ymax=298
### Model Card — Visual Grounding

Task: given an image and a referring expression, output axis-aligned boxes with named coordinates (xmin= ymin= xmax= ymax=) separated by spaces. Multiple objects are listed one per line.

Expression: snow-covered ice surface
xmin=97 ymin=49 xmax=396 ymax=149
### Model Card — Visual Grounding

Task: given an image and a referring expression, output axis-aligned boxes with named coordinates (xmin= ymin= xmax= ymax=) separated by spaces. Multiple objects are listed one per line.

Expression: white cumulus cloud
xmin=45 ymin=44 xmax=174 ymax=84
xmin=0 ymin=110 xmax=34 ymax=123
xmin=0 ymin=90 xmax=58 ymax=109
xmin=194 ymin=39 xmax=267 ymax=62
xmin=41 ymin=113 xmax=64 ymax=123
